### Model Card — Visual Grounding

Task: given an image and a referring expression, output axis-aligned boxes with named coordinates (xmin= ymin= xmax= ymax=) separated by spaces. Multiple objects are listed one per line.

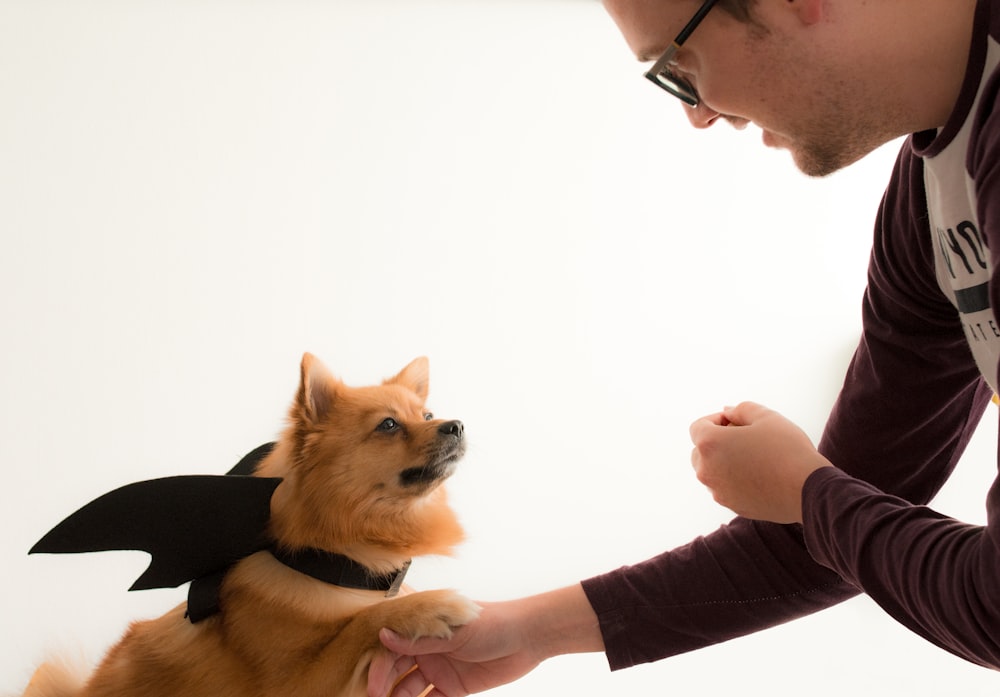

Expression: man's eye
xmin=424 ymin=412 xmax=434 ymax=421
xmin=376 ymin=418 xmax=399 ymax=432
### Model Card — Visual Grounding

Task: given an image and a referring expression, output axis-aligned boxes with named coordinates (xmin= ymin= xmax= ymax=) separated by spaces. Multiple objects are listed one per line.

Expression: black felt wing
xmin=30 ymin=463 xmax=281 ymax=591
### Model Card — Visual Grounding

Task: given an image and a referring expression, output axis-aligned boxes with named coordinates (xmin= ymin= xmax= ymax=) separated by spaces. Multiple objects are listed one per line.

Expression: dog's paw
xmin=387 ymin=589 xmax=481 ymax=641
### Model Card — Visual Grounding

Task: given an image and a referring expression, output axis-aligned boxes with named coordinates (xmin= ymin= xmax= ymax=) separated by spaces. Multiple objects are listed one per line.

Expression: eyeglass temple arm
xmin=676 ymin=0 xmax=722 ymax=45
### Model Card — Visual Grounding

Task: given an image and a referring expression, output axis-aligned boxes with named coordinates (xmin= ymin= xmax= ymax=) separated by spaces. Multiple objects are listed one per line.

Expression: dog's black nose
xmin=438 ymin=420 xmax=464 ymax=438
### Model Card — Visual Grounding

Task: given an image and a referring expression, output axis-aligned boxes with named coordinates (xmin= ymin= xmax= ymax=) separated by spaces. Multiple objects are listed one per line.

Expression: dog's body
xmin=23 ymin=354 xmax=478 ymax=697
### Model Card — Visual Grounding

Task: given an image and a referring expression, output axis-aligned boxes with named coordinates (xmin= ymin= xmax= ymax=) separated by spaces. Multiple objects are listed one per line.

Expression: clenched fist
xmin=689 ymin=402 xmax=833 ymax=524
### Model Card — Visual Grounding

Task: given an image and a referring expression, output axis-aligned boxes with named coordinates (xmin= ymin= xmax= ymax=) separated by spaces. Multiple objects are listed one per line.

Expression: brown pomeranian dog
xmin=23 ymin=353 xmax=479 ymax=697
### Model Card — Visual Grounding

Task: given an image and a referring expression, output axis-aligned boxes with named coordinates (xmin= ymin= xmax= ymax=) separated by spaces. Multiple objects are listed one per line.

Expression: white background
xmin=1 ymin=1 xmax=997 ymax=694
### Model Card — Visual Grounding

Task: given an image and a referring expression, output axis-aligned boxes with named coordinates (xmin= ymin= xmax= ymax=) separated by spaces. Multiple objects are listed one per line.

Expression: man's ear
xmin=786 ymin=0 xmax=824 ymax=26
xmin=386 ymin=357 xmax=430 ymax=401
xmin=296 ymin=353 xmax=340 ymax=424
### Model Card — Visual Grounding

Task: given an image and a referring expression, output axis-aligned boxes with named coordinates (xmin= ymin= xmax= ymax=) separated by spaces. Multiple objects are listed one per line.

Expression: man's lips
xmin=762 ymin=129 xmax=783 ymax=148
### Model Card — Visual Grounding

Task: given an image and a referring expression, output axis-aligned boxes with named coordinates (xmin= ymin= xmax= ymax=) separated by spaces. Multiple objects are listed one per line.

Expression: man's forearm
xmin=517 ymin=584 xmax=605 ymax=661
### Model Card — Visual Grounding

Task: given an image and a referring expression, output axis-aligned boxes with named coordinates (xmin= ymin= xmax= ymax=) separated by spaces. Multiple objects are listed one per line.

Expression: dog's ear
xmin=297 ymin=353 xmax=340 ymax=423
xmin=386 ymin=357 xmax=429 ymax=400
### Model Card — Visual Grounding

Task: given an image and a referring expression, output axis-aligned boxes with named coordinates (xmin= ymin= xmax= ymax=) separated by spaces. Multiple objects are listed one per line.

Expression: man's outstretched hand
xmin=368 ymin=585 xmax=604 ymax=697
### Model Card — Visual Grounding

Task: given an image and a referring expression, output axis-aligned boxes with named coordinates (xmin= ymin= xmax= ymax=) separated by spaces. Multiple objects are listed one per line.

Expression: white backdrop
xmin=1 ymin=1 xmax=997 ymax=695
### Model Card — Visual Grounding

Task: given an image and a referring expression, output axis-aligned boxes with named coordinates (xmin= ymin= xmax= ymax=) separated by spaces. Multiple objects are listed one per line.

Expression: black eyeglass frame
xmin=643 ymin=0 xmax=722 ymax=107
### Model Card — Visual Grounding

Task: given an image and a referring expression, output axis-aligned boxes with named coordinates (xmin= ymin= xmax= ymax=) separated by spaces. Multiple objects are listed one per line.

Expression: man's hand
xmin=368 ymin=601 xmax=536 ymax=697
xmin=367 ymin=585 xmax=603 ymax=697
xmin=689 ymin=402 xmax=832 ymax=524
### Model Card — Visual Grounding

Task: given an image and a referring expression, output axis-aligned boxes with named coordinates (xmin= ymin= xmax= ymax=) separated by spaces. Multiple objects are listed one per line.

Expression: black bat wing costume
xmin=29 ymin=442 xmax=410 ymax=623
xmin=30 ymin=444 xmax=280 ymax=622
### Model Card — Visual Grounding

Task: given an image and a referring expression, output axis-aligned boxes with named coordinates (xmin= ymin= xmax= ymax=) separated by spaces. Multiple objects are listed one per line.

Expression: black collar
xmin=270 ymin=546 xmax=410 ymax=596
xmin=241 ymin=446 xmax=411 ymax=596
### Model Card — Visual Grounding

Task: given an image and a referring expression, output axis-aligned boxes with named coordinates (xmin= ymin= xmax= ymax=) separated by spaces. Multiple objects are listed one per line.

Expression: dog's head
xmin=261 ymin=354 xmax=465 ymax=569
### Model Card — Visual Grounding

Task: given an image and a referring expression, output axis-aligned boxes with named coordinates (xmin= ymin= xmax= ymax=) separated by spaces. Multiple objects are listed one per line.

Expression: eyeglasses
xmin=644 ymin=0 xmax=721 ymax=107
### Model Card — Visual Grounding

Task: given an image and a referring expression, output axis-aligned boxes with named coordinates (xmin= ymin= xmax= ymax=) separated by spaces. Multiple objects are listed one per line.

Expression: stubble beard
xmin=786 ymin=76 xmax=901 ymax=178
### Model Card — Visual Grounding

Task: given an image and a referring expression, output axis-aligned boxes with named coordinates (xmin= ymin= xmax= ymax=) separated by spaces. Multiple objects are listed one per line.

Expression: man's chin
xmin=763 ymin=127 xmax=872 ymax=178
xmin=794 ymin=148 xmax=867 ymax=178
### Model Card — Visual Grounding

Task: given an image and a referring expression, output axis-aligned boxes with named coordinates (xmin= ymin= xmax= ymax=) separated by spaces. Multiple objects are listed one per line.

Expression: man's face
xmin=602 ymin=0 xmax=893 ymax=177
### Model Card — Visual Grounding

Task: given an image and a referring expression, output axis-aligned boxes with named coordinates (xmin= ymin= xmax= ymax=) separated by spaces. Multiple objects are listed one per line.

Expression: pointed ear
xmin=386 ymin=356 xmax=429 ymax=400
xmin=296 ymin=353 xmax=339 ymax=424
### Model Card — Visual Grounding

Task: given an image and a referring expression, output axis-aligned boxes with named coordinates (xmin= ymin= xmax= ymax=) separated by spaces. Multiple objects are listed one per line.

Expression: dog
xmin=23 ymin=353 xmax=479 ymax=697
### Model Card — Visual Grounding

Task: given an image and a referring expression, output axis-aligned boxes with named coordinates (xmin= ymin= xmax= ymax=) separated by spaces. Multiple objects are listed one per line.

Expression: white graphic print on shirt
xmin=927 ymin=39 xmax=1000 ymax=394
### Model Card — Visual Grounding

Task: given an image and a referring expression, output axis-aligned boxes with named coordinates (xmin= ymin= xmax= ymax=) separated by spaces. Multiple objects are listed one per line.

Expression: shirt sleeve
xmin=799 ymin=113 xmax=1000 ymax=668
xmin=802 ymin=465 xmax=1000 ymax=668
xmin=800 ymin=259 xmax=999 ymax=667
xmin=580 ymin=518 xmax=858 ymax=670
xmin=581 ymin=145 xmax=994 ymax=670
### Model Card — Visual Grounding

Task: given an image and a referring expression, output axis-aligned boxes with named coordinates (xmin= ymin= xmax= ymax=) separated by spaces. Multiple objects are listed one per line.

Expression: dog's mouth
xmin=399 ymin=440 xmax=465 ymax=488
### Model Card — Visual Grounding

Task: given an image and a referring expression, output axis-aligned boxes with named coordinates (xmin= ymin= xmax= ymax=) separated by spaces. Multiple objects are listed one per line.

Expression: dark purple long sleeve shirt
xmin=581 ymin=0 xmax=1000 ymax=671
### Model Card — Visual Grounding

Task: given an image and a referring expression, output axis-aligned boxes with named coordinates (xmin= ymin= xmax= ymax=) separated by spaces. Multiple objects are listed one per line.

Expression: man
xmin=368 ymin=0 xmax=1000 ymax=694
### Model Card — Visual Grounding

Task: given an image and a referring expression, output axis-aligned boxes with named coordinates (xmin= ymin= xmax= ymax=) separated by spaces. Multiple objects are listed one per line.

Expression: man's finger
xmin=379 ymin=628 xmax=461 ymax=657
xmin=689 ymin=411 xmax=728 ymax=440
xmin=721 ymin=401 xmax=766 ymax=426
xmin=389 ymin=664 xmax=428 ymax=697
xmin=368 ymin=649 xmax=416 ymax=697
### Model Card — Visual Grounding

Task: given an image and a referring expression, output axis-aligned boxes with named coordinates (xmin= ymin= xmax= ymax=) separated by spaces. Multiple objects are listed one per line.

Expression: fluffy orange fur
xmin=22 ymin=354 xmax=478 ymax=697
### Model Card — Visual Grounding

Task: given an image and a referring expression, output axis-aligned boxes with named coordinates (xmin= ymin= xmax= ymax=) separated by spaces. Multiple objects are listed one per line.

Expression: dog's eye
xmin=376 ymin=418 xmax=399 ymax=432
xmin=423 ymin=412 xmax=433 ymax=421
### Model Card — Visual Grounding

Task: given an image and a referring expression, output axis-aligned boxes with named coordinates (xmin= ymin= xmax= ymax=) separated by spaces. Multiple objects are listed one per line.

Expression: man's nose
xmin=685 ymin=101 xmax=722 ymax=129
